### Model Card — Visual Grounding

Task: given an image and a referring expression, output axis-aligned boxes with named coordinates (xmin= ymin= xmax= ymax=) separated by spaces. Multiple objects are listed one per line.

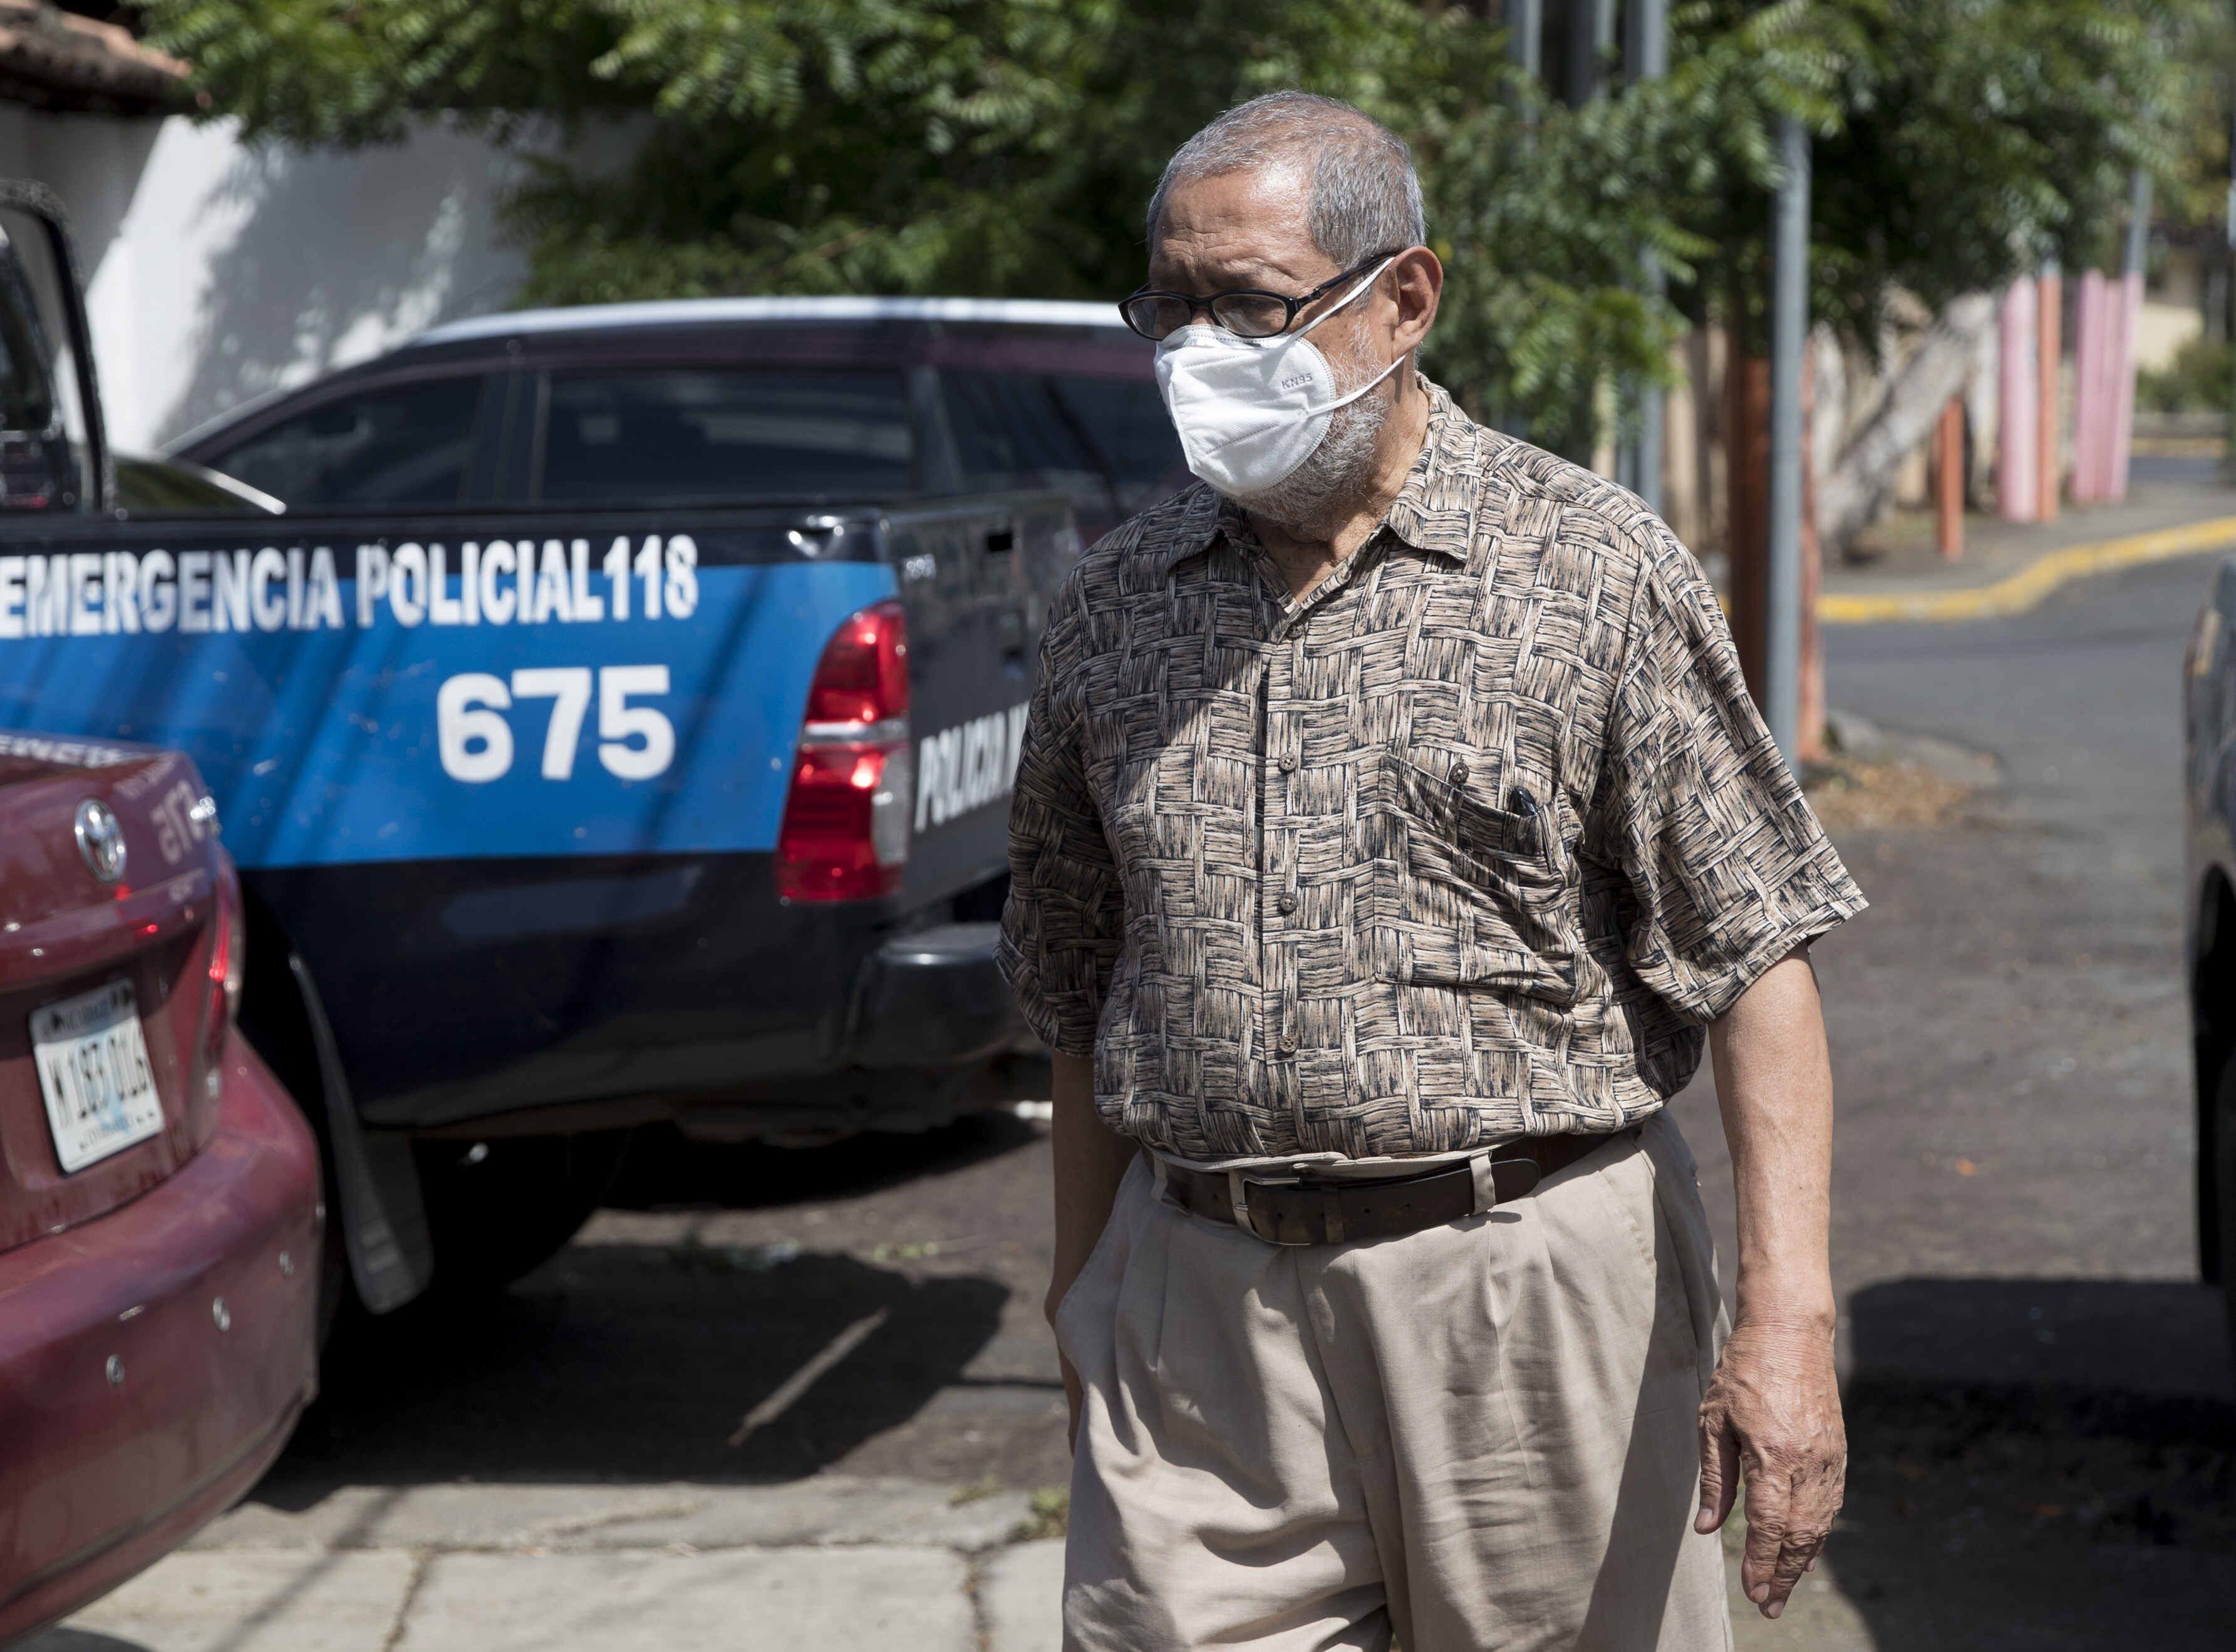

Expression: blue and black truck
xmin=0 ymin=185 xmax=1184 ymax=1316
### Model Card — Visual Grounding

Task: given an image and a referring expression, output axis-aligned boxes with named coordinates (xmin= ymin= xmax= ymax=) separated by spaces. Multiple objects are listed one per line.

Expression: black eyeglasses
xmin=1117 ymin=250 xmax=1402 ymax=343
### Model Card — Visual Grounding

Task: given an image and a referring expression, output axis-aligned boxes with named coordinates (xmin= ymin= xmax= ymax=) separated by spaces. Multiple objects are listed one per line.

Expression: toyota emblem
xmin=75 ymin=798 xmax=126 ymax=884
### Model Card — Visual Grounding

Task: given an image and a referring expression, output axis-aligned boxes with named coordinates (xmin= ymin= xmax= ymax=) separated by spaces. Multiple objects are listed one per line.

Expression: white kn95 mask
xmin=1153 ymin=257 xmax=1403 ymax=497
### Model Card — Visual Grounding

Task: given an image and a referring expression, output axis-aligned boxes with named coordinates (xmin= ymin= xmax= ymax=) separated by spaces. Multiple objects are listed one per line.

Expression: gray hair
xmin=1147 ymin=91 xmax=1426 ymax=267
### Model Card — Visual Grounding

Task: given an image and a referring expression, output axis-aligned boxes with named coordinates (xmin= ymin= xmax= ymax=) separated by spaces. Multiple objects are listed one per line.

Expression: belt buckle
xmin=1226 ymin=1170 xmax=1313 ymax=1246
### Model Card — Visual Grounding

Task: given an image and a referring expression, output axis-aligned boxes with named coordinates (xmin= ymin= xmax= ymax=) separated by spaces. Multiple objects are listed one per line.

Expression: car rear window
xmin=1047 ymin=375 xmax=1187 ymax=513
xmin=204 ymin=376 xmax=490 ymax=510
xmin=537 ymin=368 xmax=914 ymax=505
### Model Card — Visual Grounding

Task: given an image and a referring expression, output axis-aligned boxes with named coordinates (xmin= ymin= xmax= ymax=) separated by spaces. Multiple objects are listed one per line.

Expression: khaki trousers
xmin=1055 ymin=1112 xmax=1732 ymax=1652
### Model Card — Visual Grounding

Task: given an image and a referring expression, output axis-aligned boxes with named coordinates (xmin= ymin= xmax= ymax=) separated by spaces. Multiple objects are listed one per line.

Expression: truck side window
xmin=204 ymin=376 xmax=490 ymax=510
xmin=537 ymin=368 xmax=914 ymax=504
xmin=939 ymin=369 xmax=1110 ymax=512
xmin=1047 ymin=375 xmax=1189 ymax=515
xmin=0 ymin=257 xmax=54 ymax=436
xmin=0 ymin=214 xmax=80 ymax=514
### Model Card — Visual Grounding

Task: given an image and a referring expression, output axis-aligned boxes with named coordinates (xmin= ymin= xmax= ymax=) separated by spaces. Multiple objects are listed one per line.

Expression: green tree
xmin=1642 ymin=0 xmax=2223 ymax=538
xmin=132 ymin=0 xmax=1695 ymax=453
xmin=135 ymin=0 xmax=2223 ymax=467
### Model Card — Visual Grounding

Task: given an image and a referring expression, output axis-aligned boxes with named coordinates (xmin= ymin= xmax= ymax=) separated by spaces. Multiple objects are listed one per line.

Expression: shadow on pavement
xmin=1828 ymin=1277 xmax=2236 ymax=1649
xmin=245 ymin=1110 xmax=1068 ymax=1508
xmin=254 ymin=1240 xmax=1008 ymax=1504
xmin=604 ymin=1111 xmax=1045 ymax=1211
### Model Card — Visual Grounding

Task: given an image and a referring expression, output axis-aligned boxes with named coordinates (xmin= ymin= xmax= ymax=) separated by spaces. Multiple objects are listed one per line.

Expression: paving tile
xmin=981 ymin=1541 xmax=1064 ymax=1652
xmin=561 ymin=1480 xmax=1032 ymax=1553
xmin=194 ymin=1479 xmax=1030 ymax=1554
xmin=23 ymin=1550 xmax=417 ymax=1652
xmin=390 ymin=1548 xmax=973 ymax=1652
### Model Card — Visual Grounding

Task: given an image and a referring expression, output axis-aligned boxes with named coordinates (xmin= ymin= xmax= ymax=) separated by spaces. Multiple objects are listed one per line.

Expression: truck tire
xmin=413 ymin=1132 xmax=633 ymax=1297
xmin=236 ymin=914 xmax=352 ymax=1346
xmin=2215 ymin=1061 xmax=2236 ymax=1361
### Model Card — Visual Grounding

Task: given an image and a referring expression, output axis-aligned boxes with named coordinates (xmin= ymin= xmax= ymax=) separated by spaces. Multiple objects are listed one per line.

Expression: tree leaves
xmin=135 ymin=0 xmax=2223 ymax=455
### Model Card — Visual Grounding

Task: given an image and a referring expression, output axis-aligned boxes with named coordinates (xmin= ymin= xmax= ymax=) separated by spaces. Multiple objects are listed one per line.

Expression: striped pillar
xmin=2071 ymin=269 xmax=2108 ymax=502
xmin=1997 ymin=277 xmax=2038 ymax=521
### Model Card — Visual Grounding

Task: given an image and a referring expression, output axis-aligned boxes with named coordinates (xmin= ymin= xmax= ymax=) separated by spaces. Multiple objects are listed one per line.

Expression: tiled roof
xmin=0 ymin=3 xmax=190 ymax=114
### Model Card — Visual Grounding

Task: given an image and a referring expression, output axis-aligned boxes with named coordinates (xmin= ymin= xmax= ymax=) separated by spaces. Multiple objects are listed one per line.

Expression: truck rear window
xmin=538 ymin=369 xmax=914 ymax=505
xmin=1047 ymin=376 xmax=1187 ymax=513
xmin=207 ymin=376 xmax=490 ymax=509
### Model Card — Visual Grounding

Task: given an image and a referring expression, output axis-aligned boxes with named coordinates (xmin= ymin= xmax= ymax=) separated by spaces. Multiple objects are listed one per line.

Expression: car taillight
xmin=776 ymin=601 xmax=914 ymax=902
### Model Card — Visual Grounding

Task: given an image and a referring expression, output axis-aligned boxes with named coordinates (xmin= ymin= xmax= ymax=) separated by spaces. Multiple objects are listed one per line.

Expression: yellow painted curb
xmin=1819 ymin=514 xmax=2236 ymax=625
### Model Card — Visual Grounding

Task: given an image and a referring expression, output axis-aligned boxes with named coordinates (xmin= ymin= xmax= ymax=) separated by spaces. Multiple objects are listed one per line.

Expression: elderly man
xmin=998 ymin=91 xmax=1862 ymax=1651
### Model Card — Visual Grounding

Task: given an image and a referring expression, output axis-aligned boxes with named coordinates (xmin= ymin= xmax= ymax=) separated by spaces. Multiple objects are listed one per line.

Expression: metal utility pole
xmin=2125 ymin=166 xmax=2155 ymax=288
xmin=2039 ymin=256 xmax=2062 ymax=519
xmin=1625 ymin=0 xmax=1669 ymax=80
xmin=1508 ymin=0 xmax=1542 ymax=81
xmin=1624 ymin=0 xmax=1668 ymax=510
xmin=2109 ymin=166 xmax=2152 ymax=502
xmin=1567 ymin=0 xmax=1616 ymax=106
xmin=1765 ymin=114 xmax=1810 ymax=763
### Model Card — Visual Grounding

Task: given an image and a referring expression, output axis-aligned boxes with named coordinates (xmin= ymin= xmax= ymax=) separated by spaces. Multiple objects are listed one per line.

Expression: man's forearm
xmin=1709 ymin=949 xmax=1836 ymax=1326
xmin=1697 ymin=945 xmax=1845 ymax=1620
xmin=1047 ymin=1051 xmax=1136 ymax=1446
xmin=1047 ymin=1051 xmax=1137 ymax=1324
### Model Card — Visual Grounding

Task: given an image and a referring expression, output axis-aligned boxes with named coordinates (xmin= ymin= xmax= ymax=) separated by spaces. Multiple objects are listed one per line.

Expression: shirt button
xmin=1450 ymin=760 xmax=1469 ymax=787
xmin=1277 ymin=1032 xmax=1298 ymax=1055
xmin=1276 ymin=892 xmax=1298 ymax=915
xmin=1278 ymin=752 xmax=1298 ymax=773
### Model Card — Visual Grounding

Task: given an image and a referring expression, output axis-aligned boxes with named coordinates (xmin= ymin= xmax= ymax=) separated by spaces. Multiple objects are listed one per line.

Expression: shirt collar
xmin=1380 ymin=378 xmax=1486 ymax=563
xmin=1157 ymin=374 xmax=1484 ymax=574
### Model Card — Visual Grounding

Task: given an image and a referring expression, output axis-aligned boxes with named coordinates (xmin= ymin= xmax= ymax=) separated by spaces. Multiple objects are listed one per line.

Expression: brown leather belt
xmin=1159 ymin=1130 xmax=1629 ymax=1246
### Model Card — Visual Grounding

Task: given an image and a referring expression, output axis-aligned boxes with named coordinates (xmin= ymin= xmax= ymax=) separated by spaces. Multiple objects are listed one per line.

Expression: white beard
xmin=1223 ymin=343 xmax=1393 ymax=530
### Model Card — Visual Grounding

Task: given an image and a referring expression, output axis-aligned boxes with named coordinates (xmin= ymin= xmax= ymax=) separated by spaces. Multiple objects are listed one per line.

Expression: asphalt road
xmin=247 ymin=517 xmax=2236 ymax=1649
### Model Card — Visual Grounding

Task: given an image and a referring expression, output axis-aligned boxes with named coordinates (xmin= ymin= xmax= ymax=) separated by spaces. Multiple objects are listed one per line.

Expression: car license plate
xmin=32 ymin=979 xmax=163 ymax=1174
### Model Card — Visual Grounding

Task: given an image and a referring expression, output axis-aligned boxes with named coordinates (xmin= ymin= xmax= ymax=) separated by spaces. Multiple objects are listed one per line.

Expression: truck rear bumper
xmin=842 ymin=922 xmax=1023 ymax=1069
xmin=0 ymin=1033 xmax=322 ymax=1643
xmin=266 ymin=855 xmax=1037 ymax=1136
xmin=408 ymin=920 xmax=1043 ymax=1143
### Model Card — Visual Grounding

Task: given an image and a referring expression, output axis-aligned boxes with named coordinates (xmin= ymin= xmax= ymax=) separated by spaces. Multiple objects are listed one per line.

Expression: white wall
xmin=0 ymin=109 xmax=531 ymax=452
xmin=2138 ymin=297 xmax=2203 ymax=376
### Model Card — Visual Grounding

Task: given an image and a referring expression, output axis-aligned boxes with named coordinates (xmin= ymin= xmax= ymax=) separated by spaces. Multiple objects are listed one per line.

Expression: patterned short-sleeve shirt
xmin=996 ymin=377 xmax=1865 ymax=1160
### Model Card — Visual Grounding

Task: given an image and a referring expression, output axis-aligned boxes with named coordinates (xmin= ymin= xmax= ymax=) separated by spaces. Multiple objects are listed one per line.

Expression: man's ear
xmin=1389 ymin=245 xmax=1442 ymax=355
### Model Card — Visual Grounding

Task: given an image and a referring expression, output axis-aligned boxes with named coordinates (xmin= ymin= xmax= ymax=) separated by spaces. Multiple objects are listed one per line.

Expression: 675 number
xmin=438 ymin=666 xmax=674 ymax=783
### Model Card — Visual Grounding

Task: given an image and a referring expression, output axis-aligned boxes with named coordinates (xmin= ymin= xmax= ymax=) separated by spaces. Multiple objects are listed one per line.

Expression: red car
xmin=0 ymin=734 xmax=321 ymax=1641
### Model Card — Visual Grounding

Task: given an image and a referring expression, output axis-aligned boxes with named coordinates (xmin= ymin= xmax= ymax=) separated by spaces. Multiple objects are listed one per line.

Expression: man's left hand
xmin=1694 ymin=1315 xmax=1846 ymax=1620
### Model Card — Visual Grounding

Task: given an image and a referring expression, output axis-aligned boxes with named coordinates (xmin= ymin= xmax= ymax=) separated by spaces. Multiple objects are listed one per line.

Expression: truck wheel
xmin=413 ymin=1132 xmax=633 ymax=1296
xmin=235 ymin=918 xmax=353 ymax=1346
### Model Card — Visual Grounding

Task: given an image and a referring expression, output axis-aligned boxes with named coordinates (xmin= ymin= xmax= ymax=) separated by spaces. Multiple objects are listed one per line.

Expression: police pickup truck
xmin=0 ymin=185 xmax=1183 ymax=1314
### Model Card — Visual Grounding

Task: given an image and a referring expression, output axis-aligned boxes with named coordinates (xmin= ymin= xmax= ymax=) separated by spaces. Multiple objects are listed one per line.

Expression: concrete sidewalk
xmin=26 ymin=1479 xmax=1869 ymax=1651
xmin=1821 ymin=467 xmax=2236 ymax=623
xmin=28 ymin=1480 xmax=1062 ymax=1652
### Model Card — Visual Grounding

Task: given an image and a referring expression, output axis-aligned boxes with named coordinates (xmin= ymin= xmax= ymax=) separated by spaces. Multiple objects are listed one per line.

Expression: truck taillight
xmin=210 ymin=872 xmax=244 ymax=1025
xmin=198 ymin=865 xmax=245 ymax=1100
xmin=776 ymin=601 xmax=913 ymax=902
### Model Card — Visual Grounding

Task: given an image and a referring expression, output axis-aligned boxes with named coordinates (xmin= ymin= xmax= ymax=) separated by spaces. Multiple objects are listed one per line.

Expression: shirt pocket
xmin=1360 ymin=748 xmax=1578 ymax=1003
